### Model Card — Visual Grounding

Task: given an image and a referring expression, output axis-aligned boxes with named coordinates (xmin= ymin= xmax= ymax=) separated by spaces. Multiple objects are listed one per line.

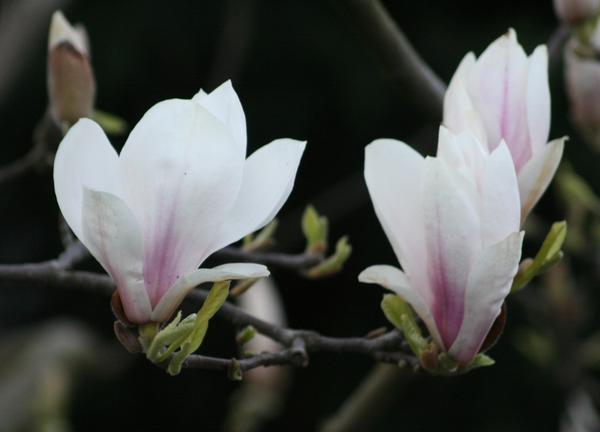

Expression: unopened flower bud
xmin=47 ymin=11 xmax=95 ymax=128
xmin=565 ymin=37 xmax=600 ymax=149
xmin=554 ymin=0 xmax=600 ymax=26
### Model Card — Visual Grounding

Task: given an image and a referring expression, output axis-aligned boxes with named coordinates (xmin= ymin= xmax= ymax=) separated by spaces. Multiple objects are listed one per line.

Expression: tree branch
xmin=0 ymin=255 xmax=416 ymax=376
xmin=214 ymin=246 xmax=322 ymax=272
xmin=334 ymin=0 xmax=446 ymax=119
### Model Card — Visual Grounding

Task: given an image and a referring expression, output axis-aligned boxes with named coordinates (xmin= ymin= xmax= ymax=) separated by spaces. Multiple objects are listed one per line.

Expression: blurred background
xmin=0 ymin=0 xmax=599 ymax=430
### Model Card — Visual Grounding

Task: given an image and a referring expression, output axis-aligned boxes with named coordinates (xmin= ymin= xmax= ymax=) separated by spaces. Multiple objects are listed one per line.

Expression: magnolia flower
xmin=54 ymin=81 xmax=305 ymax=324
xmin=444 ymin=29 xmax=565 ymax=221
xmin=360 ymin=128 xmax=523 ymax=364
xmin=48 ymin=11 xmax=95 ymax=127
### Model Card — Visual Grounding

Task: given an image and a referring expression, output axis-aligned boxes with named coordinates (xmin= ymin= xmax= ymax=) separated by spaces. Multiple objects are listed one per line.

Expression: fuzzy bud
xmin=554 ymin=0 xmax=600 ymax=26
xmin=47 ymin=11 xmax=95 ymax=128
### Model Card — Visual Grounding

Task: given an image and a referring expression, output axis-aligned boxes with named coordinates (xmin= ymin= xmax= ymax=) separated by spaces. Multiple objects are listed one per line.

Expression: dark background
xmin=0 ymin=0 xmax=597 ymax=431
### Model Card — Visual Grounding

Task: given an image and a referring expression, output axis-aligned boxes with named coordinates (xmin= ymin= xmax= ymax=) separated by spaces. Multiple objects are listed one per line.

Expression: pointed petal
xmin=437 ymin=126 xmax=487 ymax=184
xmin=481 ymin=142 xmax=520 ymax=247
xmin=151 ymin=263 xmax=269 ymax=322
xmin=469 ymin=29 xmax=531 ymax=168
xmin=209 ymin=138 xmax=306 ymax=253
xmin=421 ymin=157 xmax=481 ymax=349
xmin=81 ymin=188 xmax=151 ymax=323
xmin=518 ymin=138 xmax=565 ymax=222
xmin=53 ymin=118 xmax=120 ymax=240
xmin=364 ymin=139 xmax=429 ymax=301
xmin=359 ymin=265 xmax=443 ymax=348
xmin=527 ymin=46 xmax=551 ymax=154
xmin=449 ymin=231 xmax=523 ymax=364
xmin=443 ymin=53 xmax=488 ymax=145
xmin=118 ymin=99 xmax=244 ymax=306
xmin=192 ymin=80 xmax=247 ymax=151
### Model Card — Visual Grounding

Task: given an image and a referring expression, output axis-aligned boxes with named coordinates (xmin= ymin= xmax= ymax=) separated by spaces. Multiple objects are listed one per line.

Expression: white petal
xmin=118 ymin=99 xmax=245 ymax=306
xmin=81 ymin=188 xmax=151 ymax=324
xmin=151 ymin=263 xmax=270 ymax=322
xmin=518 ymin=138 xmax=565 ymax=222
xmin=192 ymin=80 xmax=247 ymax=151
xmin=364 ymin=139 xmax=429 ymax=301
xmin=437 ymin=126 xmax=487 ymax=184
xmin=481 ymin=141 xmax=521 ymax=247
xmin=469 ymin=29 xmax=531 ymax=168
xmin=209 ymin=138 xmax=306 ymax=253
xmin=358 ymin=265 xmax=443 ymax=348
xmin=449 ymin=231 xmax=523 ymax=364
xmin=443 ymin=53 xmax=488 ymax=145
xmin=527 ymin=46 xmax=551 ymax=155
xmin=53 ymin=118 xmax=120 ymax=240
xmin=48 ymin=11 xmax=88 ymax=54
xmin=421 ymin=157 xmax=481 ymax=349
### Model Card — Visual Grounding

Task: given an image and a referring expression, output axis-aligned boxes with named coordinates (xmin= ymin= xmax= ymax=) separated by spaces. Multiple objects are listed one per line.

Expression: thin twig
xmin=0 ymin=112 xmax=59 ymax=187
xmin=0 ymin=133 xmax=47 ymax=186
xmin=214 ymin=246 xmax=323 ymax=272
xmin=334 ymin=0 xmax=446 ymax=119
xmin=0 ymin=257 xmax=415 ymax=375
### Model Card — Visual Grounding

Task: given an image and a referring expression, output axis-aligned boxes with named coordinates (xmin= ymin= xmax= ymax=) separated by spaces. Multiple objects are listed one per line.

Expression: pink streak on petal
xmin=427 ymin=207 xmax=465 ymax=350
xmin=496 ymin=45 xmax=531 ymax=173
xmin=142 ymin=177 xmax=195 ymax=308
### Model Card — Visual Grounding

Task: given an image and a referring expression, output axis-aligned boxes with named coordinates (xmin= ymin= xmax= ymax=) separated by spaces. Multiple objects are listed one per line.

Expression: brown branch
xmin=214 ymin=246 xmax=323 ymax=272
xmin=0 ymin=112 xmax=60 ymax=187
xmin=0 ymin=255 xmax=416 ymax=376
xmin=334 ymin=0 xmax=446 ymax=119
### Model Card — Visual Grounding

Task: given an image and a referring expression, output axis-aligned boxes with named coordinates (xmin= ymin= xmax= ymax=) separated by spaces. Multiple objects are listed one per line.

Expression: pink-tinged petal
xmin=81 ymin=188 xmax=151 ymax=324
xmin=359 ymin=265 xmax=443 ymax=349
xmin=443 ymin=53 xmax=488 ymax=145
xmin=437 ymin=127 xmax=487 ymax=185
xmin=481 ymin=141 xmax=520 ymax=247
xmin=449 ymin=231 xmax=523 ymax=364
xmin=364 ymin=139 xmax=430 ymax=304
xmin=118 ymin=99 xmax=244 ymax=307
xmin=518 ymin=138 xmax=565 ymax=222
xmin=209 ymin=138 xmax=306 ymax=253
xmin=192 ymin=80 xmax=247 ymax=152
xmin=151 ymin=263 xmax=269 ymax=323
xmin=469 ymin=29 xmax=531 ymax=170
xmin=527 ymin=46 xmax=551 ymax=154
xmin=421 ymin=157 xmax=480 ymax=350
xmin=53 ymin=119 xmax=119 ymax=240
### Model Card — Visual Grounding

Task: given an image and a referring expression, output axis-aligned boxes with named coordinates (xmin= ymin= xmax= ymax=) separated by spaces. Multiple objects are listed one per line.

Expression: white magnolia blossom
xmin=54 ymin=81 xmax=305 ymax=324
xmin=360 ymin=128 xmax=523 ymax=364
xmin=444 ymin=29 xmax=565 ymax=222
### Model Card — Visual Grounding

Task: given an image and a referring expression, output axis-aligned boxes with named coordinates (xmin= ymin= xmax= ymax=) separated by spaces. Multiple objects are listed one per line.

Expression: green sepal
xmin=302 ymin=205 xmax=328 ymax=254
xmin=462 ymin=354 xmax=495 ymax=372
xmin=511 ymin=221 xmax=567 ymax=292
xmin=305 ymin=236 xmax=352 ymax=278
xmin=92 ymin=109 xmax=128 ymax=135
xmin=228 ymin=359 xmax=243 ymax=381
xmin=380 ymin=294 xmax=427 ymax=357
xmin=236 ymin=325 xmax=257 ymax=345
xmin=242 ymin=220 xmax=279 ymax=252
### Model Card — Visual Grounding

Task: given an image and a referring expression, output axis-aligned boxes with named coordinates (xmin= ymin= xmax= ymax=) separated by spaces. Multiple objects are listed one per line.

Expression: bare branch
xmin=214 ymin=246 xmax=322 ymax=272
xmin=0 ymin=256 xmax=416 ymax=375
xmin=335 ymin=0 xmax=446 ymax=118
